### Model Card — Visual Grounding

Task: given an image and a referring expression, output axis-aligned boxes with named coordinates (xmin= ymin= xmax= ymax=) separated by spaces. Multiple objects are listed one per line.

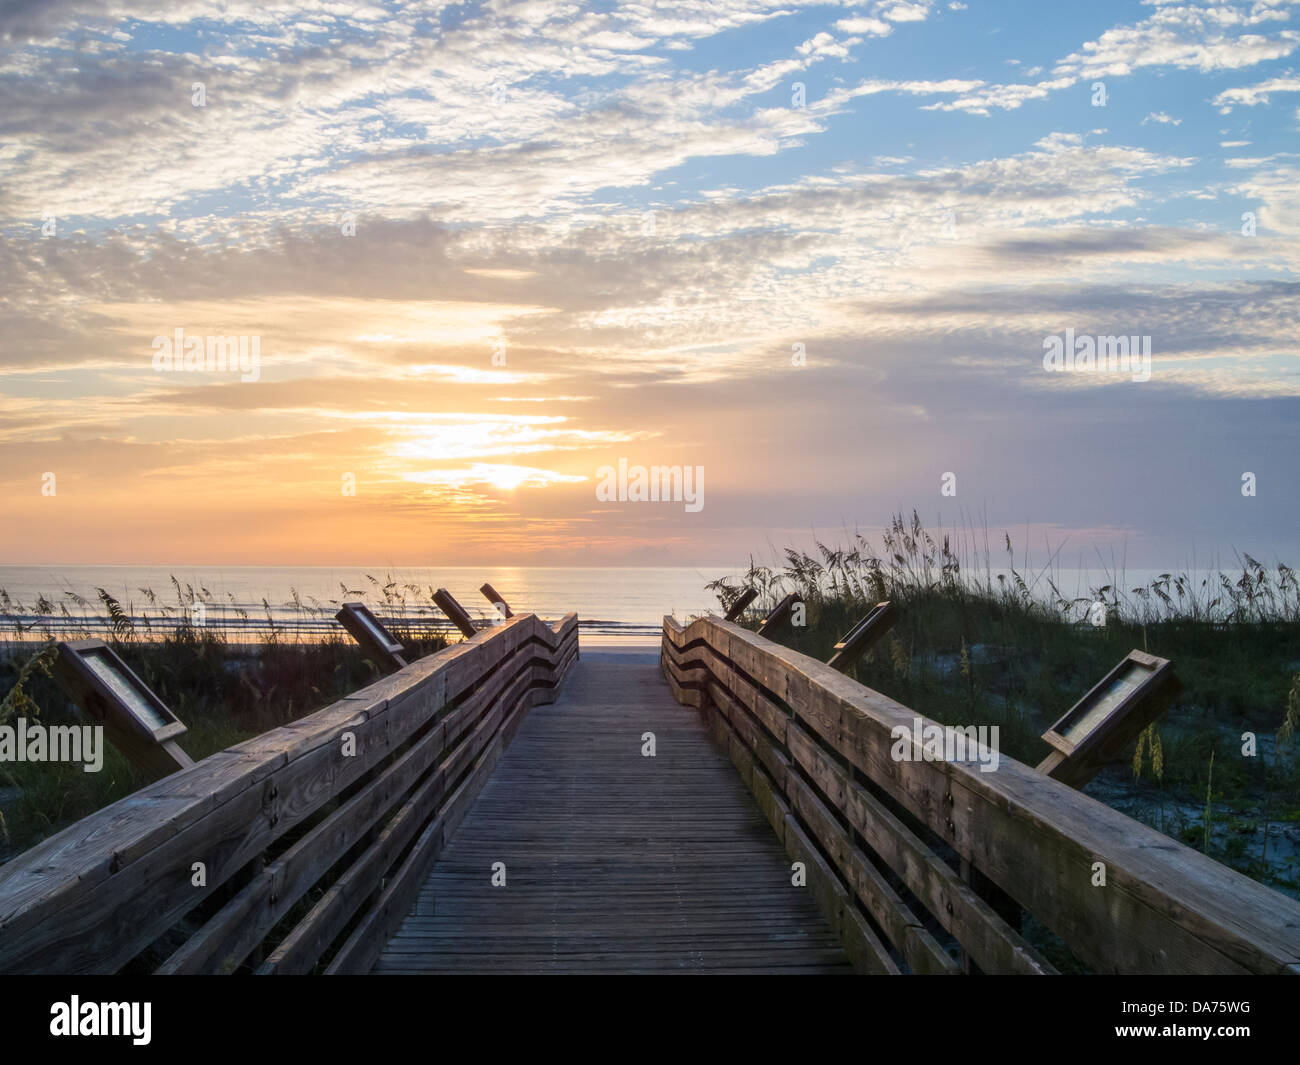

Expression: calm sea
xmin=0 ymin=565 xmax=741 ymax=640
xmin=0 ymin=563 xmax=1261 ymax=644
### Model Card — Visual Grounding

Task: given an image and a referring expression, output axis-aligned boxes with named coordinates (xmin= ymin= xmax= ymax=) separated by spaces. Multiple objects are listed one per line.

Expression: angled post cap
xmin=479 ymin=582 xmax=514 ymax=619
xmin=826 ymin=601 xmax=897 ymax=673
xmin=723 ymin=587 xmax=758 ymax=622
xmin=433 ymin=588 xmax=479 ymax=640
xmin=335 ymin=602 xmax=408 ymax=672
xmin=756 ymin=592 xmax=803 ymax=639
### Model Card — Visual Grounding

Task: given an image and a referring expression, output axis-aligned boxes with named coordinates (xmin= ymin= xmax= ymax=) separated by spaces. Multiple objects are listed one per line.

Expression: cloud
xmin=1213 ymin=73 xmax=1300 ymax=110
xmin=0 ymin=1 xmax=869 ymax=226
xmin=401 ymin=464 xmax=588 ymax=490
xmin=835 ymin=17 xmax=893 ymax=37
xmin=932 ymin=3 xmax=1300 ymax=114
xmin=1 ymin=0 xmax=1298 ymax=565
xmin=846 ymin=77 xmax=986 ymax=97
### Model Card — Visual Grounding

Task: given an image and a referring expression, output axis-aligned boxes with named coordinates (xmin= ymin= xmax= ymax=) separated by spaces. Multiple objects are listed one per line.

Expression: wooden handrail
xmin=661 ymin=613 xmax=1300 ymax=975
xmin=0 ymin=612 xmax=578 ymax=975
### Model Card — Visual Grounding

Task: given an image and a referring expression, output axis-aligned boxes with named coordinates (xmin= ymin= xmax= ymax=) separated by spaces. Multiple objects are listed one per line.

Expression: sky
xmin=0 ymin=0 xmax=1297 ymax=569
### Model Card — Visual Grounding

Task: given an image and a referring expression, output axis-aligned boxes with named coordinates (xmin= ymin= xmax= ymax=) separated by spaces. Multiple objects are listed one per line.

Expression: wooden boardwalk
xmin=372 ymin=650 xmax=851 ymax=974
xmin=8 ymin=609 xmax=1298 ymax=976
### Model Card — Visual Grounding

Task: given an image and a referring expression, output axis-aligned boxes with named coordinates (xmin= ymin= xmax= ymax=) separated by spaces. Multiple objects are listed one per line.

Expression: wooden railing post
xmin=479 ymin=583 xmax=513 ymax=620
xmin=723 ymin=588 xmax=757 ymax=622
xmin=335 ymin=603 xmax=407 ymax=672
xmin=50 ymin=639 xmax=193 ymax=779
xmin=756 ymin=592 xmax=802 ymax=639
xmin=825 ymin=602 xmax=896 ymax=674
xmin=432 ymin=588 xmax=478 ymax=640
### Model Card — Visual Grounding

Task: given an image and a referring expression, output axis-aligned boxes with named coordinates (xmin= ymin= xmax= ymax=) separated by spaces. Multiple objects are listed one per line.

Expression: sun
xmin=400 ymin=464 xmax=588 ymax=493
xmin=483 ymin=465 xmax=534 ymax=491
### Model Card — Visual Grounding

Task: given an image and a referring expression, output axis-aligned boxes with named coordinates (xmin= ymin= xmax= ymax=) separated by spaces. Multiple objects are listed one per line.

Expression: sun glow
xmin=404 ymin=464 xmax=588 ymax=491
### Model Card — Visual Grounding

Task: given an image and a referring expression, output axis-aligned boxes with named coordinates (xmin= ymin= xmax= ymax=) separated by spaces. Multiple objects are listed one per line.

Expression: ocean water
xmin=0 ymin=565 xmax=739 ymax=640
xmin=0 ymin=562 xmax=1276 ymax=644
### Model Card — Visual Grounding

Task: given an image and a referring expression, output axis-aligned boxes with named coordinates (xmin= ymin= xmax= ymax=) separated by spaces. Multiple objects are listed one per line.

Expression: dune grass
xmin=0 ymin=578 xmax=450 ymax=861
xmin=0 ymin=571 xmax=472 ymax=647
xmin=707 ymin=512 xmax=1300 ymax=895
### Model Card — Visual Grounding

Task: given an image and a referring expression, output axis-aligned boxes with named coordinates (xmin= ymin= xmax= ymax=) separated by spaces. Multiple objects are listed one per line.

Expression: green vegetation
xmin=707 ymin=512 xmax=1300 ymax=897
xmin=0 ymin=576 xmax=449 ymax=861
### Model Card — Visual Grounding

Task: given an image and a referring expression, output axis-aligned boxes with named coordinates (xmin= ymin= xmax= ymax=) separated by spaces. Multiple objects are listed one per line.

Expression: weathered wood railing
xmin=662 ymin=614 xmax=1300 ymax=975
xmin=0 ymin=612 xmax=577 ymax=974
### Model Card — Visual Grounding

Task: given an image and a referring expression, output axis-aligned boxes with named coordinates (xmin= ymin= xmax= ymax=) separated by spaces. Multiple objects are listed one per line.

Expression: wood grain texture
xmin=662 ymin=614 xmax=1300 ymax=975
xmin=0 ymin=612 xmax=577 ymax=974
xmin=371 ymin=656 xmax=851 ymax=974
xmin=671 ymin=626 xmax=1051 ymax=975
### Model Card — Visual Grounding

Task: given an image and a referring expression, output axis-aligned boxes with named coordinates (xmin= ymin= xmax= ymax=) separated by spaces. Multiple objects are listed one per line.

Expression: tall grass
xmin=0 ymin=572 xmax=479 ymax=651
xmin=708 ymin=510 xmax=1300 ymax=628
xmin=708 ymin=512 xmax=1300 ymax=895
xmin=0 ymin=576 xmax=453 ymax=862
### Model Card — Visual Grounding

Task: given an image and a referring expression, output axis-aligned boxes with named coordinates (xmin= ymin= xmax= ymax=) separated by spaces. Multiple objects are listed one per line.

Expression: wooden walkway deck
xmin=372 ymin=650 xmax=851 ymax=973
xmin=6 ymin=610 xmax=1299 ymax=977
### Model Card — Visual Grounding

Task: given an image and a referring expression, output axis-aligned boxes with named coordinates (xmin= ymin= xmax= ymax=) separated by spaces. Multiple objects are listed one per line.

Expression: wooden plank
xmin=723 ymin=588 xmax=758 ymax=622
xmin=0 ymin=613 xmax=566 ymax=973
xmin=704 ymin=679 xmax=788 ymax=789
xmin=433 ymin=588 xmax=478 ymax=640
xmin=479 ymin=583 xmax=513 ymax=619
xmin=325 ymin=687 xmax=546 ymax=975
xmin=699 ymin=654 xmax=956 ymax=975
xmin=662 ymin=616 xmax=1300 ymax=975
xmin=155 ymin=638 xmax=552 ymax=974
xmin=257 ymin=663 xmax=552 ymax=974
xmin=370 ymin=656 xmax=852 ymax=974
xmin=664 ymin=633 xmax=789 ymax=742
xmin=757 ymin=593 xmax=803 ymax=640
xmin=673 ymin=645 xmax=903 ymax=975
xmin=781 ymin=812 xmax=898 ymax=975
xmin=784 ymin=769 xmax=959 ymax=975
xmin=785 ymin=716 xmax=1053 ymax=975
